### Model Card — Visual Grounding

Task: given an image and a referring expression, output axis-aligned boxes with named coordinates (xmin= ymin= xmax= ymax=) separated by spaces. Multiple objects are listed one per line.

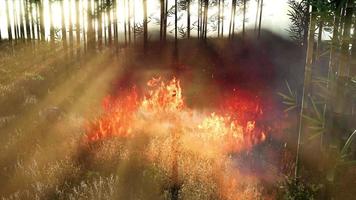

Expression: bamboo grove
xmin=280 ymin=0 xmax=356 ymax=198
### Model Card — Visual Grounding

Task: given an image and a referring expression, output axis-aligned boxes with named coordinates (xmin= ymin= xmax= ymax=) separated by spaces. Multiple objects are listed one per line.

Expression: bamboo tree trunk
xmin=69 ymin=1 xmax=74 ymax=56
xmin=255 ymin=0 xmax=260 ymax=33
xmin=128 ymin=0 xmax=131 ymax=44
xmin=198 ymin=0 xmax=200 ymax=39
xmin=124 ymin=0 xmax=127 ymax=46
xmin=316 ymin=20 xmax=323 ymax=62
xmin=36 ymin=2 xmax=40 ymax=41
xmin=76 ymin=0 xmax=81 ymax=55
xmin=204 ymin=0 xmax=208 ymax=39
xmin=6 ymin=0 xmax=12 ymax=41
xmin=20 ymin=0 xmax=25 ymax=39
xmin=61 ymin=0 xmax=67 ymax=53
xmin=257 ymin=0 xmax=263 ymax=39
xmin=351 ymin=20 xmax=356 ymax=77
xmin=160 ymin=0 xmax=164 ymax=41
xmin=218 ymin=0 xmax=221 ymax=37
xmin=143 ymin=0 xmax=148 ymax=49
xmin=39 ymin=0 xmax=45 ymax=41
xmin=295 ymin=4 xmax=317 ymax=179
xmin=164 ymin=0 xmax=168 ymax=41
xmin=187 ymin=0 xmax=191 ymax=38
xmin=221 ymin=0 xmax=224 ymax=37
xmin=98 ymin=0 xmax=103 ymax=50
xmin=231 ymin=0 xmax=236 ymax=39
xmin=107 ymin=0 xmax=112 ymax=46
xmin=49 ymin=1 xmax=55 ymax=44
xmin=242 ymin=0 xmax=246 ymax=38
xmin=338 ymin=0 xmax=353 ymax=77
xmin=175 ymin=0 xmax=177 ymax=43
xmin=31 ymin=2 xmax=36 ymax=40
xmin=25 ymin=0 xmax=31 ymax=40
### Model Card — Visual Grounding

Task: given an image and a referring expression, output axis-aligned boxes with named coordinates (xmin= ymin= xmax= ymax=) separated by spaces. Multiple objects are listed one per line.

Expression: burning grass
xmin=82 ymin=76 xmax=269 ymax=199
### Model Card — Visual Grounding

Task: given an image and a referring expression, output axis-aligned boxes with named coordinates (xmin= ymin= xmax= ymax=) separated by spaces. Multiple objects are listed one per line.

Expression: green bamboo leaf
xmin=303 ymin=115 xmax=321 ymax=124
xmin=341 ymin=130 xmax=356 ymax=156
xmin=282 ymin=101 xmax=296 ymax=106
xmin=308 ymin=132 xmax=322 ymax=141
xmin=284 ymin=105 xmax=297 ymax=112
xmin=277 ymin=92 xmax=295 ymax=101
xmin=309 ymin=96 xmax=321 ymax=120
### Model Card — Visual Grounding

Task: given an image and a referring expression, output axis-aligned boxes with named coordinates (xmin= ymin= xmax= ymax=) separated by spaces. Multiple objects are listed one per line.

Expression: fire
xmin=85 ymin=77 xmax=266 ymax=153
xmin=84 ymin=76 xmax=269 ymax=199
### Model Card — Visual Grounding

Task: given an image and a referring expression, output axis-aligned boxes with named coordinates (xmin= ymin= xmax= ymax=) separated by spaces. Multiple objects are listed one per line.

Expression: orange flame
xmin=85 ymin=77 xmax=266 ymax=152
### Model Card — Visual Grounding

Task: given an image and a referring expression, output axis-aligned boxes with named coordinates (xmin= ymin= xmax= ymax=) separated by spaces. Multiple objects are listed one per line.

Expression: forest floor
xmin=0 ymin=33 xmax=308 ymax=199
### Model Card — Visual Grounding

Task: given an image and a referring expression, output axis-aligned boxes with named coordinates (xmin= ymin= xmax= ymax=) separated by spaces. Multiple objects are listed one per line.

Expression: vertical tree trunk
xmin=257 ymin=0 xmax=263 ymax=39
xmin=187 ymin=0 xmax=191 ymax=38
xmin=160 ymin=0 xmax=164 ymax=41
xmin=229 ymin=0 xmax=236 ymax=38
xmin=87 ymin=0 xmax=94 ymax=51
xmin=198 ymin=0 xmax=201 ymax=38
xmin=49 ymin=1 xmax=55 ymax=44
xmin=107 ymin=0 xmax=112 ymax=46
xmin=76 ymin=0 xmax=81 ymax=55
xmin=61 ymin=0 xmax=67 ymax=52
xmin=128 ymin=0 xmax=131 ymax=44
xmin=203 ymin=0 xmax=209 ymax=39
xmin=25 ymin=0 xmax=31 ymax=40
xmin=133 ymin=0 xmax=136 ymax=43
xmin=295 ymin=4 xmax=317 ymax=179
xmin=221 ymin=0 xmax=224 ymax=37
xmin=39 ymin=0 xmax=45 ymax=41
xmin=316 ymin=20 xmax=323 ymax=62
xmin=328 ymin=2 xmax=342 ymax=76
xmin=218 ymin=0 xmax=221 ymax=37
xmin=255 ymin=0 xmax=260 ymax=32
xmin=36 ymin=2 xmax=41 ymax=41
xmin=97 ymin=0 xmax=103 ymax=50
xmin=164 ymin=0 xmax=168 ymax=40
xmin=175 ymin=0 xmax=178 ymax=43
xmin=143 ymin=0 xmax=148 ymax=49
xmin=20 ymin=0 xmax=25 ymax=39
xmin=69 ymin=0 xmax=74 ymax=56
xmin=242 ymin=0 xmax=246 ymax=38
xmin=338 ymin=0 xmax=353 ymax=77
xmin=124 ymin=0 xmax=127 ymax=46
xmin=6 ymin=0 xmax=13 ymax=41
xmin=113 ymin=0 xmax=119 ymax=48
xmin=31 ymin=1 xmax=36 ymax=40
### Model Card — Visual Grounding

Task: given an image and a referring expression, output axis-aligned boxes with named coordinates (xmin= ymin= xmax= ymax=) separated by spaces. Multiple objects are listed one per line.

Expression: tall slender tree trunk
xmin=198 ymin=0 xmax=201 ymax=39
xmin=50 ymin=1 xmax=55 ymax=43
xmin=128 ymin=0 xmax=131 ymax=44
xmin=39 ymin=0 xmax=45 ymax=41
xmin=113 ymin=0 xmax=119 ymax=48
xmin=242 ymin=0 xmax=246 ymax=38
xmin=69 ymin=0 xmax=74 ymax=56
xmin=107 ymin=0 xmax=112 ymax=46
xmin=31 ymin=2 xmax=36 ymax=40
xmin=143 ymin=0 xmax=148 ymax=49
xmin=218 ymin=0 xmax=221 ymax=37
xmin=229 ymin=0 xmax=236 ymax=39
xmin=25 ymin=0 xmax=31 ymax=40
xmin=328 ymin=2 xmax=342 ymax=77
xmin=255 ymin=0 xmax=260 ymax=32
xmin=338 ymin=0 xmax=353 ymax=77
xmin=316 ymin=20 xmax=323 ymax=62
xmin=97 ymin=0 xmax=103 ymax=50
xmin=160 ymin=0 xmax=164 ymax=41
xmin=76 ymin=0 xmax=81 ymax=55
xmin=36 ymin=2 xmax=41 ymax=41
xmin=6 ymin=0 xmax=12 ymax=41
xmin=187 ymin=0 xmax=191 ymax=38
xmin=175 ymin=0 xmax=178 ymax=43
xmin=124 ymin=0 xmax=127 ymax=46
xmin=203 ymin=0 xmax=209 ymax=40
xmin=164 ymin=0 xmax=168 ymax=40
xmin=19 ymin=0 xmax=25 ymax=39
xmin=295 ymin=4 xmax=317 ymax=179
xmin=61 ymin=0 xmax=67 ymax=53
xmin=257 ymin=0 xmax=263 ymax=39
xmin=221 ymin=0 xmax=224 ymax=37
